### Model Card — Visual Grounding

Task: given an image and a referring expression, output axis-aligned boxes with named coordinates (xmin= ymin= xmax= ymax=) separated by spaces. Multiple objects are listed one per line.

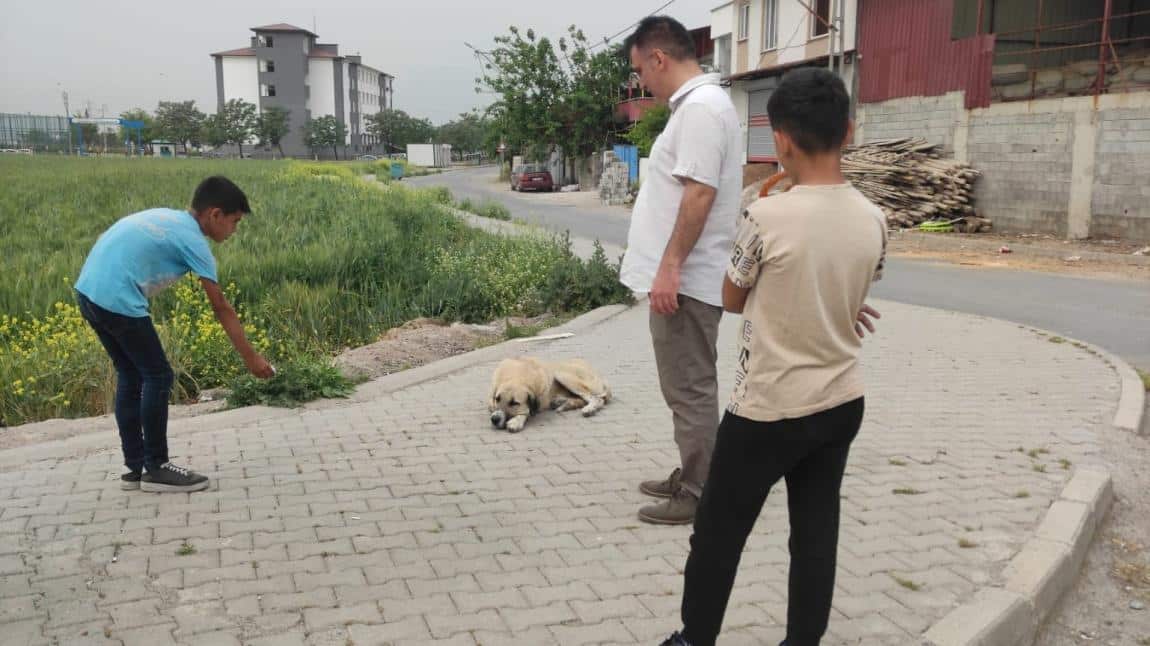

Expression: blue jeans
xmin=77 ymin=292 xmax=173 ymax=473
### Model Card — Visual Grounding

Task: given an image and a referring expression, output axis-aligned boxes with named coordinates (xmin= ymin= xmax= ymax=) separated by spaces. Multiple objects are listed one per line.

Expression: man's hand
xmin=245 ymin=353 xmax=276 ymax=379
xmin=855 ymin=304 xmax=881 ymax=338
xmin=650 ymin=263 xmax=681 ymax=315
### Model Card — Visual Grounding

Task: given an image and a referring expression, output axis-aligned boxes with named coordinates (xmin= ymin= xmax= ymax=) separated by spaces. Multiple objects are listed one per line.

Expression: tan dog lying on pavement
xmin=488 ymin=357 xmax=611 ymax=432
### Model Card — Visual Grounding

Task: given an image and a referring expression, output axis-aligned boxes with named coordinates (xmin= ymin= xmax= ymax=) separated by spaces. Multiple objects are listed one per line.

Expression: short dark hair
xmin=191 ymin=176 xmax=251 ymax=214
xmin=766 ymin=68 xmax=851 ymax=155
xmin=623 ymin=15 xmax=696 ymax=62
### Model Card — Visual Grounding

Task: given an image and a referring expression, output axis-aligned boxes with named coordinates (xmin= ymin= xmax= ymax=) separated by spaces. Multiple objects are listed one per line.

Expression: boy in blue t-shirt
xmin=75 ymin=176 xmax=274 ymax=493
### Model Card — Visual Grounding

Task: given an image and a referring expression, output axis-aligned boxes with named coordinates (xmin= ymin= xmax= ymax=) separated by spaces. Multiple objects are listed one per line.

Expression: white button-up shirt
xmin=620 ymin=73 xmax=743 ymax=307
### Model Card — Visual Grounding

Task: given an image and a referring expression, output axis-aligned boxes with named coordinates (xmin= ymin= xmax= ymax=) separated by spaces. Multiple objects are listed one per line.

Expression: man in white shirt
xmin=620 ymin=16 xmax=743 ymax=525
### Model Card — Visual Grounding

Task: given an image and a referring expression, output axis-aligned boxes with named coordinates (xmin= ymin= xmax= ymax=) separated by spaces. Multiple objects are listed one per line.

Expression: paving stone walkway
xmin=0 ymin=298 xmax=1120 ymax=645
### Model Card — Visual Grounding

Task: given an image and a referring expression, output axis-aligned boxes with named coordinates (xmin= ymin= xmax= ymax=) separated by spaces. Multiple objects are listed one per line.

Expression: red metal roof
xmin=210 ymin=47 xmax=256 ymax=57
xmin=857 ymin=0 xmax=993 ymax=109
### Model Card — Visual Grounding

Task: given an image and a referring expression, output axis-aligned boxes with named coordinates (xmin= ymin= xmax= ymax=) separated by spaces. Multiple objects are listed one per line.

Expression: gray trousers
xmin=649 ymin=295 xmax=722 ymax=497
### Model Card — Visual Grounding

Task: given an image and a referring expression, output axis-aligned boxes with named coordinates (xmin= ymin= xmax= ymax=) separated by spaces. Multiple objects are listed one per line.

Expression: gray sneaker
xmin=640 ymin=467 xmax=682 ymax=498
xmin=638 ymin=488 xmax=698 ymax=525
xmin=140 ymin=463 xmax=209 ymax=493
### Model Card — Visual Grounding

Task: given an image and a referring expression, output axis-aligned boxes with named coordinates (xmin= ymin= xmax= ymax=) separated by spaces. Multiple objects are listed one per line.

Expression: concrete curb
xmin=1028 ymin=330 xmax=1146 ymax=436
xmin=892 ymin=230 xmax=1150 ymax=268
xmin=330 ymin=301 xmax=635 ymax=404
xmin=1098 ymin=346 xmax=1148 ymax=436
xmin=0 ymin=405 xmax=298 ymax=471
xmin=922 ymin=322 xmax=1133 ymax=645
xmin=921 ymin=466 xmax=1114 ymax=646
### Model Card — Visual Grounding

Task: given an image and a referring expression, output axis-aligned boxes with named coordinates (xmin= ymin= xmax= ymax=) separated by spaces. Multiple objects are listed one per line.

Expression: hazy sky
xmin=1 ymin=0 xmax=713 ymax=125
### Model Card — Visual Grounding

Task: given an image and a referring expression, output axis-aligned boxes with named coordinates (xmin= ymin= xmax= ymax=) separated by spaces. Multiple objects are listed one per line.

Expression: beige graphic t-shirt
xmin=726 ymin=183 xmax=887 ymax=422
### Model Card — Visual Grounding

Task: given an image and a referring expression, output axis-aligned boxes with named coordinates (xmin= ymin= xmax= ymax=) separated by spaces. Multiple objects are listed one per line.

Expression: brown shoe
xmin=640 ymin=467 xmax=682 ymax=498
xmin=638 ymin=488 xmax=698 ymax=525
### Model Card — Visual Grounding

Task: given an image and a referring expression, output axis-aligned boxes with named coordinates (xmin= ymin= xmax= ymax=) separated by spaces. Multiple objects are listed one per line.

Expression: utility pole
xmin=101 ymin=103 xmax=109 ymax=154
xmin=61 ymin=90 xmax=72 ymax=155
xmin=794 ymin=0 xmax=841 ymax=77
xmin=838 ymin=0 xmax=847 ymax=82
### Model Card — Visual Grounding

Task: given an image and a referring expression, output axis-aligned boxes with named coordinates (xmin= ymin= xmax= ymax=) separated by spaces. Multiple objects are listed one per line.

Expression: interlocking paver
xmin=0 ymin=298 xmax=1120 ymax=644
xmin=302 ymin=602 xmax=382 ymax=632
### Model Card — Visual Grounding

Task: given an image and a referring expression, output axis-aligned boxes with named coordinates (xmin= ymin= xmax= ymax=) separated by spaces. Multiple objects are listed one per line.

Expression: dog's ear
xmin=527 ymin=393 xmax=539 ymax=414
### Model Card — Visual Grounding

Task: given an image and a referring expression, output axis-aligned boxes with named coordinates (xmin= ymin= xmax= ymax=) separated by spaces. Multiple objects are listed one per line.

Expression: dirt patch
xmin=333 ymin=314 xmax=556 ymax=381
xmin=889 ymin=232 xmax=1150 ymax=281
xmin=1035 ymin=405 xmax=1150 ymax=645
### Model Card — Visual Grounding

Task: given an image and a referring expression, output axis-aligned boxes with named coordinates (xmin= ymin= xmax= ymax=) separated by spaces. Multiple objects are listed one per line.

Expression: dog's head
xmin=489 ymin=383 xmax=539 ymax=430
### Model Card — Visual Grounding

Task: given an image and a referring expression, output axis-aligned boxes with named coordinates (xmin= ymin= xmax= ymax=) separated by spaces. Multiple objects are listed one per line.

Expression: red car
xmin=511 ymin=163 xmax=555 ymax=192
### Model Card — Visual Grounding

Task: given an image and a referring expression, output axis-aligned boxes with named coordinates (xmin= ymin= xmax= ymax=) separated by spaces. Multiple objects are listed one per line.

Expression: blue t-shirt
xmin=75 ymin=208 xmax=219 ymax=317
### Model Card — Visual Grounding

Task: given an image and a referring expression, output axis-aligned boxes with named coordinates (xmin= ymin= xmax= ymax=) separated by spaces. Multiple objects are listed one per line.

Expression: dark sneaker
xmin=120 ymin=471 xmax=142 ymax=491
xmin=639 ymin=488 xmax=698 ymax=525
xmin=640 ymin=467 xmax=682 ymax=498
xmin=140 ymin=463 xmax=209 ymax=493
xmin=659 ymin=632 xmax=692 ymax=646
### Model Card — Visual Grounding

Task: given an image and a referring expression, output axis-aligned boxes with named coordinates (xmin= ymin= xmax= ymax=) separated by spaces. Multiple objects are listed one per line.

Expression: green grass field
xmin=0 ymin=156 xmax=629 ymax=425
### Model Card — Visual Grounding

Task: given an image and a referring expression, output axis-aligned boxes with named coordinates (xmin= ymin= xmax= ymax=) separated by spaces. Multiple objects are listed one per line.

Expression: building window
xmin=259 ymin=60 xmax=275 ymax=73
xmin=258 ymin=35 xmax=274 ymax=48
xmin=811 ymin=0 xmax=830 ymax=38
xmin=738 ymin=2 xmax=750 ymax=40
xmin=762 ymin=0 xmax=778 ymax=50
xmin=715 ymin=35 xmax=732 ymax=77
xmin=261 ymin=84 xmax=276 ymax=97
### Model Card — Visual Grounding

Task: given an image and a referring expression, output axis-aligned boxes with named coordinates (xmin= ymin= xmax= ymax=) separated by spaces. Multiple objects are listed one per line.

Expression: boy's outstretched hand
xmin=246 ymin=354 xmax=276 ymax=379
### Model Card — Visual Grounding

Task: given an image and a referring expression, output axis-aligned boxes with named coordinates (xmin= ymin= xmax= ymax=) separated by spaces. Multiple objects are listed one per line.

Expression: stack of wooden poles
xmin=841 ymin=138 xmax=989 ymax=232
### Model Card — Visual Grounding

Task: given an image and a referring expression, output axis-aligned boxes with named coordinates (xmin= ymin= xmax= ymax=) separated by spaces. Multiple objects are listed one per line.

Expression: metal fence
xmin=0 ymin=113 xmax=71 ymax=151
xmin=987 ymin=2 xmax=1150 ymax=103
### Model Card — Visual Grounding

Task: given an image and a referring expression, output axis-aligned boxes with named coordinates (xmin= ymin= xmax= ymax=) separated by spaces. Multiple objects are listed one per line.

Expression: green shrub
xmin=228 ymin=357 xmax=356 ymax=408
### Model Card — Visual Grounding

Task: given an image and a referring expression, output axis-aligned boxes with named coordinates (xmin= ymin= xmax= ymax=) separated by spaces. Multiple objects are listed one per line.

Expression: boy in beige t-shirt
xmin=662 ymin=68 xmax=886 ymax=646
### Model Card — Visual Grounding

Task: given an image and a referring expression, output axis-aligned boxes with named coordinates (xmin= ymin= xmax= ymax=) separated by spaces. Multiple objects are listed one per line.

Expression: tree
xmin=154 ymin=101 xmax=206 ymax=154
xmin=217 ymin=99 xmax=259 ymax=158
xmin=256 ymin=106 xmax=291 ymax=158
xmin=436 ymin=110 xmax=492 ymax=158
xmin=302 ymin=115 xmax=347 ymax=159
xmin=366 ymin=108 xmax=435 ymax=153
xmin=623 ymin=104 xmax=670 ymax=156
xmin=200 ymin=113 xmax=229 ymax=149
xmin=118 ymin=108 xmax=155 ymax=152
xmin=477 ymin=25 xmax=628 ymax=160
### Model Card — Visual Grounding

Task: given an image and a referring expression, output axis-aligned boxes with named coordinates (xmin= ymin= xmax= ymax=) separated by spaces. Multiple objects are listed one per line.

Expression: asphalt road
xmin=408 ymin=166 xmax=1150 ymax=371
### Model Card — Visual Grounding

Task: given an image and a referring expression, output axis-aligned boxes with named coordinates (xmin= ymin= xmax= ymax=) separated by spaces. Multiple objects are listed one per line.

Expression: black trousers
xmin=681 ymin=397 xmax=864 ymax=646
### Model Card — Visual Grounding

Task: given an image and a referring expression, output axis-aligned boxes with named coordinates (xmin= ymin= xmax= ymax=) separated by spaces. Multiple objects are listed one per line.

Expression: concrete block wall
xmin=854 ymin=91 xmax=1150 ymax=241
xmin=1092 ymin=109 xmax=1150 ymax=241
xmin=966 ymin=112 xmax=1075 ymax=236
xmin=856 ymin=93 xmax=964 ymax=153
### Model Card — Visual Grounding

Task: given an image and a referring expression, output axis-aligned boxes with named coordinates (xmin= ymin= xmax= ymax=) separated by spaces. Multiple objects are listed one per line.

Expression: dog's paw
xmin=506 ymin=416 xmax=527 ymax=433
xmin=580 ymin=397 xmax=604 ymax=417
